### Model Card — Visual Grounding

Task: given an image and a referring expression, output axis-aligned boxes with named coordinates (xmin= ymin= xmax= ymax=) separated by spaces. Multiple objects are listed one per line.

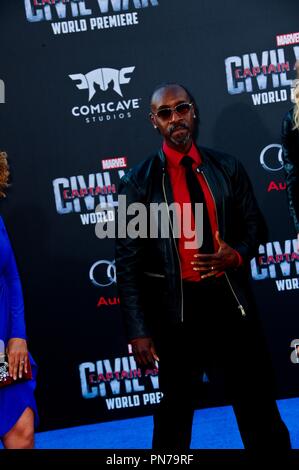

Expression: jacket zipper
xmin=223 ymin=272 xmax=247 ymax=318
xmin=144 ymin=271 xmax=166 ymax=279
xmin=198 ymin=168 xmax=247 ymax=318
xmin=162 ymin=172 xmax=184 ymax=322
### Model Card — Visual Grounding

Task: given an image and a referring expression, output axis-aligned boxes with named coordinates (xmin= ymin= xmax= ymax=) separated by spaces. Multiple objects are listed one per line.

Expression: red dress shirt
xmin=163 ymin=141 xmax=241 ymax=281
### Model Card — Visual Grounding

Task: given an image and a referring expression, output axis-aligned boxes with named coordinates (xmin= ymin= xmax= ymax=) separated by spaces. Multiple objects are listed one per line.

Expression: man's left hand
xmin=191 ymin=231 xmax=240 ymax=279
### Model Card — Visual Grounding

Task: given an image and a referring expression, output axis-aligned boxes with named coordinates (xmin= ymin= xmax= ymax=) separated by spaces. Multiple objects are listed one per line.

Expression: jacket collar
xmin=158 ymin=143 xmax=208 ymax=171
xmin=162 ymin=141 xmax=202 ymax=167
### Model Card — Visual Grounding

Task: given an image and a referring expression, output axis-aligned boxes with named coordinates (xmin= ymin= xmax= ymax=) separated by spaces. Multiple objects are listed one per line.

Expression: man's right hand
xmin=130 ymin=337 xmax=159 ymax=368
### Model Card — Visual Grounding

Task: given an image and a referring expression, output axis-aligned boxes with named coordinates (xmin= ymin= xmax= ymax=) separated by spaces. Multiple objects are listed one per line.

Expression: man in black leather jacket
xmin=115 ymin=84 xmax=291 ymax=453
xmin=281 ymin=63 xmax=299 ymax=246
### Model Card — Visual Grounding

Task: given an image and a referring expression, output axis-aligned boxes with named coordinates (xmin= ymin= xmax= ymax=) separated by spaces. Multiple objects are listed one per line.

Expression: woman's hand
xmin=6 ymin=338 xmax=29 ymax=380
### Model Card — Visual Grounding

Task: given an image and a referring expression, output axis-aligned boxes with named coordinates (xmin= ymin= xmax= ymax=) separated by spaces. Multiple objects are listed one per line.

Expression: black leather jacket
xmin=115 ymin=146 xmax=267 ymax=340
xmin=281 ymin=108 xmax=299 ymax=233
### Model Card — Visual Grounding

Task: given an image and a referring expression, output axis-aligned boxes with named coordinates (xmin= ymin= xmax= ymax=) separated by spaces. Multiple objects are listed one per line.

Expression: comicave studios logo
xmin=69 ymin=66 xmax=140 ymax=124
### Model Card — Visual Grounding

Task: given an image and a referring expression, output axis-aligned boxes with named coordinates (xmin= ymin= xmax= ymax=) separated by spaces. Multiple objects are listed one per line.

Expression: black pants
xmin=152 ymin=276 xmax=291 ymax=453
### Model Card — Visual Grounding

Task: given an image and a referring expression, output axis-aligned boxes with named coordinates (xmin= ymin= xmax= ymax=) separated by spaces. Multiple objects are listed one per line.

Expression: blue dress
xmin=0 ymin=216 xmax=38 ymax=437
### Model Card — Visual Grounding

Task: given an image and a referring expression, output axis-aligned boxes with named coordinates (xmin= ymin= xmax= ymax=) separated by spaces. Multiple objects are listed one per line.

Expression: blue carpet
xmin=29 ymin=397 xmax=299 ymax=449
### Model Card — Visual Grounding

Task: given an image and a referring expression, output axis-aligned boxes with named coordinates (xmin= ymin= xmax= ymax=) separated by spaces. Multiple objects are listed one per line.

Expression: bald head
xmin=150 ymin=83 xmax=191 ymax=108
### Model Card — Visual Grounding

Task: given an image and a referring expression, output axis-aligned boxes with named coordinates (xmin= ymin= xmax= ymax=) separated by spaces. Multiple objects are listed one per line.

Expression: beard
xmin=168 ymin=123 xmax=191 ymax=146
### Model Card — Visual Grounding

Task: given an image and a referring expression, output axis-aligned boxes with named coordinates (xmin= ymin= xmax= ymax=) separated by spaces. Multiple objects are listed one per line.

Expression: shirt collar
xmin=163 ymin=140 xmax=202 ymax=168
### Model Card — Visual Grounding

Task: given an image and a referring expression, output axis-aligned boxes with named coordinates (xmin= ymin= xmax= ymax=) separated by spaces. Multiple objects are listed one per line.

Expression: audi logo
xmin=89 ymin=259 xmax=116 ymax=288
xmin=260 ymin=144 xmax=284 ymax=172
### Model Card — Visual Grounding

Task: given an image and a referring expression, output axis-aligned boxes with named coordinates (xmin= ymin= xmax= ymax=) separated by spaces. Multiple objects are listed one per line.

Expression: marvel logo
xmin=102 ymin=157 xmax=127 ymax=170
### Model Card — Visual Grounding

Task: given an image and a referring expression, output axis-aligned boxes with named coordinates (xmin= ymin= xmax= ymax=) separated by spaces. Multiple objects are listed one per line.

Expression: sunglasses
xmin=151 ymin=102 xmax=193 ymax=121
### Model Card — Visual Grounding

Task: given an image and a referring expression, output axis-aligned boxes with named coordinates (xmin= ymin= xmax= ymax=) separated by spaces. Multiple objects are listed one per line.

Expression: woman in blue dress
xmin=0 ymin=151 xmax=38 ymax=448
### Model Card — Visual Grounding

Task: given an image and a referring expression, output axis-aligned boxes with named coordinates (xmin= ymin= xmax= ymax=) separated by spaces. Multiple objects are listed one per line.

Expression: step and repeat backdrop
xmin=0 ymin=0 xmax=298 ymax=431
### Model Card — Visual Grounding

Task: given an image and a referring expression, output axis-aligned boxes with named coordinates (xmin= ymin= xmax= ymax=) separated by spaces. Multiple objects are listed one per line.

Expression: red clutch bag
xmin=0 ymin=355 xmax=32 ymax=388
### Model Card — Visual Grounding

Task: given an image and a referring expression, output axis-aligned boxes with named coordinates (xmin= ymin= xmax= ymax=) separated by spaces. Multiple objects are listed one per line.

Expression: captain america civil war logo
xmin=251 ymin=238 xmax=299 ymax=292
xmin=52 ymin=159 xmax=126 ymax=225
xmin=24 ymin=0 xmax=159 ymax=35
xmin=224 ymin=34 xmax=299 ymax=106
xmin=79 ymin=347 xmax=162 ymax=411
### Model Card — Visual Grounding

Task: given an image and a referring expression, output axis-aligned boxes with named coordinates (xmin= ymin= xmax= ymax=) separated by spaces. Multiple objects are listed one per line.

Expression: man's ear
xmin=149 ymin=113 xmax=158 ymax=129
xmin=191 ymin=103 xmax=197 ymax=119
